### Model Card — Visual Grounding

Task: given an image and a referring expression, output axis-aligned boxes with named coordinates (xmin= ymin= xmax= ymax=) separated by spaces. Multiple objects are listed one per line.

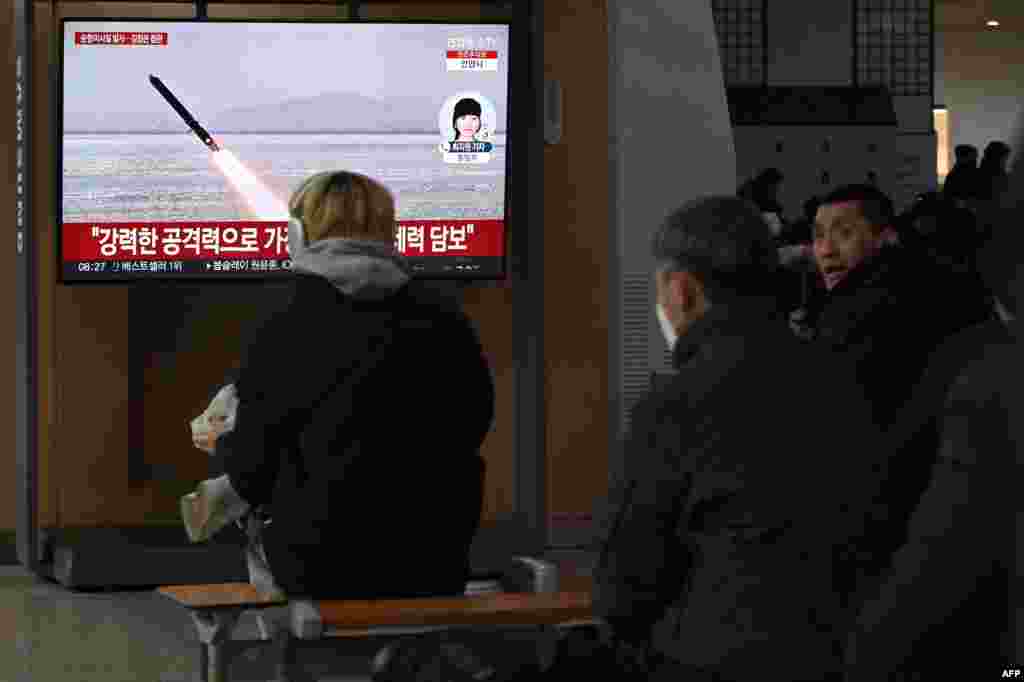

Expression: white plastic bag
xmin=190 ymin=384 xmax=238 ymax=454
xmin=181 ymin=384 xmax=246 ymax=543
xmin=180 ymin=474 xmax=251 ymax=544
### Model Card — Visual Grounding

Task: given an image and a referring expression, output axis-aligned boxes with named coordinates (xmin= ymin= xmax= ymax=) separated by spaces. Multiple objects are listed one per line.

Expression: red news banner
xmin=74 ymin=32 xmax=169 ymax=46
xmin=62 ymin=220 xmax=504 ymax=262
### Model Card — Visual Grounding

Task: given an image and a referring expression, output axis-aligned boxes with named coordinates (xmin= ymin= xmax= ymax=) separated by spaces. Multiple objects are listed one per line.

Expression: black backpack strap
xmin=284 ymin=316 xmax=400 ymax=489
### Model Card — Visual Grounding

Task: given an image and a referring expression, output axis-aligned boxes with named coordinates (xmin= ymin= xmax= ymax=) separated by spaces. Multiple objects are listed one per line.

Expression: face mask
xmin=656 ymin=303 xmax=679 ymax=350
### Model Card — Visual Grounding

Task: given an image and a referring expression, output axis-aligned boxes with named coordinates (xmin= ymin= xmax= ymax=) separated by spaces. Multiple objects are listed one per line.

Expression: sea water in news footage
xmin=62 ymin=133 xmax=507 ymax=223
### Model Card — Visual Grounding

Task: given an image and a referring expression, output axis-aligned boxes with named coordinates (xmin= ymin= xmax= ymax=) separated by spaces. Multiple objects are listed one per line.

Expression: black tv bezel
xmin=56 ymin=17 xmax=515 ymax=284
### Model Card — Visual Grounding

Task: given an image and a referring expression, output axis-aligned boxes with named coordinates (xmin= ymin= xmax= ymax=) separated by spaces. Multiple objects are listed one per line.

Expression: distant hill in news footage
xmin=65 ymin=91 xmax=504 ymax=134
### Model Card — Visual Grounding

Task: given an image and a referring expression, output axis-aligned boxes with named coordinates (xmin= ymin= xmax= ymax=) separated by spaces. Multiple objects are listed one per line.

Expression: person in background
xmin=973 ymin=140 xmax=1012 ymax=202
xmin=778 ymin=195 xmax=819 ymax=247
xmin=792 ymin=184 xmax=994 ymax=645
xmin=843 ymin=304 xmax=1018 ymax=680
xmin=776 ymin=196 xmax=823 ymax=318
xmin=738 ymin=168 xmax=786 ymax=238
xmin=799 ymin=184 xmax=989 ymax=426
xmin=845 ymin=129 xmax=1024 ymax=676
xmin=592 ymin=196 xmax=881 ymax=681
xmin=941 ymin=144 xmax=979 ymax=206
xmin=197 ymin=170 xmax=495 ymax=601
xmin=900 ymin=192 xmax=990 ymax=284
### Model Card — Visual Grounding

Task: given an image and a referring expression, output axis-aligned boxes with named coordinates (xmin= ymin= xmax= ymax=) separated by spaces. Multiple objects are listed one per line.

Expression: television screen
xmin=59 ymin=20 xmax=510 ymax=281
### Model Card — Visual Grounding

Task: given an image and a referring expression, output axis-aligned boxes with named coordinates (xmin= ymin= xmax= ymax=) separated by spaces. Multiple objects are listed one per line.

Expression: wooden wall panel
xmin=461 ymin=287 xmax=515 ymax=520
xmin=1 ymin=0 xmax=17 ymax=530
xmin=542 ymin=0 xmax=610 ymax=517
xmin=46 ymin=2 xmax=196 ymax=527
xmin=33 ymin=0 xmax=58 ymax=528
xmin=362 ymin=2 xmax=480 ymax=19
xmin=209 ymin=2 xmax=345 ymax=18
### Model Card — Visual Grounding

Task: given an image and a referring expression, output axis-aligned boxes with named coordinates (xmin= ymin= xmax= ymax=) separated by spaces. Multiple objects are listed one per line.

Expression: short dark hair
xmin=651 ymin=195 xmax=779 ymax=301
xmin=756 ymin=167 xmax=784 ymax=185
xmin=818 ymin=184 xmax=894 ymax=230
xmin=803 ymin=195 xmax=821 ymax=218
xmin=983 ymin=140 xmax=1011 ymax=160
xmin=954 ymin=144 xmax=977 ymax=160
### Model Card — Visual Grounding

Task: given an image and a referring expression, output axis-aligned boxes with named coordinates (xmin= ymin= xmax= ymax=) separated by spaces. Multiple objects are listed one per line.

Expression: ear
xmin=664 ymin=270 xmax=701 ymax=311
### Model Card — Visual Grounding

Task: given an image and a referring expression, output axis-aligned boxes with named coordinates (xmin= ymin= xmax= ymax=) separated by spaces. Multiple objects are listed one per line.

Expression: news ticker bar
xmin=61 ymin=220 xmax=505 ymax=261
xmin=62 ymin=256 xmax=504 ymax=280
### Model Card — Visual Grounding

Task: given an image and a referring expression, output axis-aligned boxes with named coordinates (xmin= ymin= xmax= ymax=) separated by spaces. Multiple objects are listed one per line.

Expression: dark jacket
xmin=942 ymin=162 xmax=977 ymax=202
xmin=594 ymin=296 xmax=883 ymax=682
xmin=776 ymin=217 xmax=813 ymax=247
xmin=974 ymin=166 xmax=1010 ymax=202
xmin=216 ymin=273 xmax=495 ymax=599
xmin=800 ymin=245 xmax=994 ymax=593
xmin=845 ymin=321 xmax=1020 ymax=679
xmin=809 ymin=244 xmax=992 ymax=429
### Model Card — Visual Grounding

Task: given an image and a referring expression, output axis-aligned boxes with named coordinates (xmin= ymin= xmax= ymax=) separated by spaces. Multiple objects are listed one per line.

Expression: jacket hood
xmin=287 ymin=217 xmax=412 ymax=300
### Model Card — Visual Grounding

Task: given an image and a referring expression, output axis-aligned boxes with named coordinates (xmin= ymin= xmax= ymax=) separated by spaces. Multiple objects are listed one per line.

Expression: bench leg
xmin=274 ymin=629 xmax=322 ymax=682
xmin=191 ymin=610 xmax=243 ymax=682
xmin=205 ymin=641 xmax=230 ymax=682
xmin=273 ymin=628 xmax=295 ymax=682
xmin=199 ymin=643 xmax=208 ymax=682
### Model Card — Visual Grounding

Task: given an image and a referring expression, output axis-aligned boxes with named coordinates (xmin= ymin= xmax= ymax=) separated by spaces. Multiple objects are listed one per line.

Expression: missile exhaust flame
xmin=211 ymin=150 xmax=290 ymax=221
xmin=147 ymin=75 xmax=289 ymax=225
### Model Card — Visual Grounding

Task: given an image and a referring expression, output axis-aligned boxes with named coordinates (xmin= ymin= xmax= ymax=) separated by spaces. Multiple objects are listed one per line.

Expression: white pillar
xmin=607 ymin=1 xmax=736 ymax=438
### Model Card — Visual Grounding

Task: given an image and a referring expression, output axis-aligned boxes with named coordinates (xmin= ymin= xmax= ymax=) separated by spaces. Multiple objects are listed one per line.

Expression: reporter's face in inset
xmin=813 ymin=201 xmax=886 ymax=290
xmin=456 ymin=114 xmax=481 ymax=141
xmin=452 ymin=98 xmax=483 ymax=142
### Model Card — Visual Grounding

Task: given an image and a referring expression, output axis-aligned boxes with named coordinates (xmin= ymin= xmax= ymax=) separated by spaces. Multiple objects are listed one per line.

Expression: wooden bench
xmin=159 ymin=557 xmax=597 ymax=682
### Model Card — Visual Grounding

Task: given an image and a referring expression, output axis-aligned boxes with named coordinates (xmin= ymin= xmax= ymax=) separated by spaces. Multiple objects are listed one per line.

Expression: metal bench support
xmin=191 ymin=609 xmax=243 ymax=682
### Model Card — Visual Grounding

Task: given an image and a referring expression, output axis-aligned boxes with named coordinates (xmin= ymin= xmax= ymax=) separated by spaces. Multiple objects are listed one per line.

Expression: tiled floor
xmin=0 ymin=567 xmax=394 ymax=681
xmin=1 ymin=551 xmax=592 ymax=682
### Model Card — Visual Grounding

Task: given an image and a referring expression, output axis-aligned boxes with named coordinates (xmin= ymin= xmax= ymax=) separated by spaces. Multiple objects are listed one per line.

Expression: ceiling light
xmin=986 ymin=19 xmax=1000 ymax=27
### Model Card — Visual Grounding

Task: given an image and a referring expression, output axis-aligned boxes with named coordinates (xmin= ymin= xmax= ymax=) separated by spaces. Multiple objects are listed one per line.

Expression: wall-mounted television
xmin=59 ymin=19 xmax=511 ymax=282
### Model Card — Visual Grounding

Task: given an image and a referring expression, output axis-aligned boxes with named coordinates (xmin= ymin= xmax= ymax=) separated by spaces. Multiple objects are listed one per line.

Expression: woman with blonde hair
xmin=187 ymin=170 xmax=494 ymax=603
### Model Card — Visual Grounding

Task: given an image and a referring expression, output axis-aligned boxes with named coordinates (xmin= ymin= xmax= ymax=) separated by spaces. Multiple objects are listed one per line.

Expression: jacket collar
xmin=672 ymin=296 xmax=781 ymax=369
xmin=824 ymin=244 xmax=906 ymax=299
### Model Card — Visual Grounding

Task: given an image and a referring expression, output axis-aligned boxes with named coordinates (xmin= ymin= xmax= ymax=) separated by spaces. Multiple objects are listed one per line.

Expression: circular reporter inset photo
xmin=437 ymin=92 xmax=497 ymax=164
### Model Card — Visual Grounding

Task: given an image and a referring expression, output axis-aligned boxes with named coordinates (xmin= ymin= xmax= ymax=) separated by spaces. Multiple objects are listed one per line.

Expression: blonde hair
xmin=288 ymin=171 xmax=396 ymax=243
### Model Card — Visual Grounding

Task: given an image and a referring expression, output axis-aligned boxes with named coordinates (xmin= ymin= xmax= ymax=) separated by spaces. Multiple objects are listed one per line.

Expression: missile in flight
xmin=148 ymin=74 xmax=221 ymax=152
